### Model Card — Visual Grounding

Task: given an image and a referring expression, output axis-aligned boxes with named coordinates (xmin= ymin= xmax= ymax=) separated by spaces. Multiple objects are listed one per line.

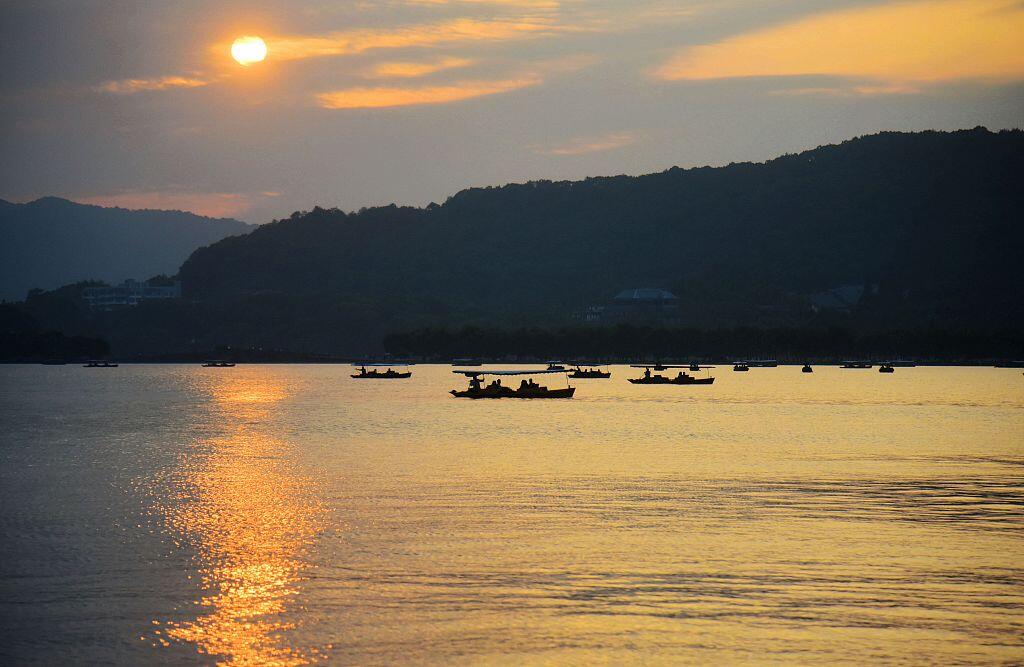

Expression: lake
xmin=1 ymin=364 xmax=1022 ymax=664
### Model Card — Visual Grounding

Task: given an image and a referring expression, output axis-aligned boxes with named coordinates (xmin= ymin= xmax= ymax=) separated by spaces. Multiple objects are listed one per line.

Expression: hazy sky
xmin=2 ymin=0 xmax=1022 ymax=222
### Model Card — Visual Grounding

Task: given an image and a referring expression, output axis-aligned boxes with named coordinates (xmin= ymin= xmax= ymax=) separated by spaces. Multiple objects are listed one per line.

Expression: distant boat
xmin=878 ymin=364 xmax=895 ymax=373
xmin=545 ymin=361 xmax=568 ymax=371
xmin=202 ymin=360 xmax=235 ymax=367
xmin=569 ymin=365 xmax=611 ymax=379
xmin=745 ymin=360 xmax=778 ymax=368
xmin=733 ymin=363 xmax=750 ymax=372
xmin=351 ymin=363 xmax=412 ymax=379
xmin=802 ymin=364 xmax=813 ymax=373
xmin=83 ymin=360 xmax=118 ymax=368
xmin=689 ymin=362 xmax=716 ymax=372
xmin=451 ymin=369 xmax=574 ymax=399
xmin=840 ymin=361 xmax=873 ymax=369
xmin=628 ymin=365 xmax=715 ymax=385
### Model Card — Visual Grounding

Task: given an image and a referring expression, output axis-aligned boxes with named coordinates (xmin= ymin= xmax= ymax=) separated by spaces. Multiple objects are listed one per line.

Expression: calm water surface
xmin=1 ymin=364 xmax=1022 ymax=664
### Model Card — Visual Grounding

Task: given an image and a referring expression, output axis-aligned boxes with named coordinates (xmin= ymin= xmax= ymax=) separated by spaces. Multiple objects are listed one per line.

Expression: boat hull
xmin=569 ymin=372 xmax=611 ymax=379
xmin=352 ymin=372 xmax=411 ymax=379
xmin=451 ymin=386 xmax=575 ymax=399
xmin=628 ymin=376 xmax=714 ymax=385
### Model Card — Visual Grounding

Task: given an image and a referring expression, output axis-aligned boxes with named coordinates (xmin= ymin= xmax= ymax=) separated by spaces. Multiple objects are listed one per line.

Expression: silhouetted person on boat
xmin=520 ymin=379 xmax=529 ymax=391
xmin=644 ymin=368 xmax=651 ymax=379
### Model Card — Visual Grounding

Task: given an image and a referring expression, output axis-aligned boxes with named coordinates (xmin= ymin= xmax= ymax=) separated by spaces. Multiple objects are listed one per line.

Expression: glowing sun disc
xmin=231 ymin=36 xmax=267 ymax=66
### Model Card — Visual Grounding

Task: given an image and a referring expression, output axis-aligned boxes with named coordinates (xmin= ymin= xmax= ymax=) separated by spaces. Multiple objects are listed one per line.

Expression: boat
xmin=733 ymin=363 xmax=750 ymax=372
xmin=451 ymin=369 xmax=575 ymax=399
xmin=545 ymin=361 xmax=568 ymax=371
xmin=688 ymin=362 xmax=716 ymax=372
xmin=878 ymin=364 xmax=895 ymax=373
xmin=802 ymin=364 xmax=813 ymax=373
xmin=569 ymin=365 xmax=611 ymax=379
xmin=83 ymin=360 xmax=118 ymax=368
xmin=351 ymin=362 xmax=413 ymax=379
xmin=202 ymin=360 xmax=236 ymax=367
xmin=840 ymin=361 xmax=873 ymax=369
xmin=628 ymin=365 xmax=715 ymax=385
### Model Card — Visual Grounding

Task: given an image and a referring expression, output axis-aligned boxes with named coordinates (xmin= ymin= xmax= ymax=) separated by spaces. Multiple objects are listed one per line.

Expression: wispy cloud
xmin=76 ymin=190 xmax=270 ymax=218
xmin=533 ymin=131 xmax=639 ymax=155
xmin=651 ymin=0 xmax=1024 ymax=88
xmin=266 ymin=17 xmax=563 ymax=62
xmin=317 ymin=54 xmax=593 ymax=109
xmin=364 ymin=56 xmax=476 ymax=79
xmin=95 ymin=75 xmax=212 ymax=95
xmin=769 ymin=84 xmax=923 ymax=97
xmin=317 ymin=75 xmax=541 ymax=109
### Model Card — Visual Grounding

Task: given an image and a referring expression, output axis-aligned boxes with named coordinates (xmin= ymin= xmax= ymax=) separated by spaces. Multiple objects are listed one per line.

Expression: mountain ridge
xmin=0 ymin=197 xmax=251 ymax=300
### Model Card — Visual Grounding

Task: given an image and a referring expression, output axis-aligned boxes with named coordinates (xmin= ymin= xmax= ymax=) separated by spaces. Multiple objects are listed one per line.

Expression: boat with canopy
xmin=451 ymin=369 xmax=575 ymax=399
xmin=569 ymin=364 xmax=611 ymax=379
xmin=351 ymin=363 xmax=413 ymax=379
xmin=628 ymin=365 xmax=715 ymax=385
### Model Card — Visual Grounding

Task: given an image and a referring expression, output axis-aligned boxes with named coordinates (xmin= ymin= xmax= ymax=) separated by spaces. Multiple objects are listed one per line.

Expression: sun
xmin=231 ymin=36 xmax=267 ymax=66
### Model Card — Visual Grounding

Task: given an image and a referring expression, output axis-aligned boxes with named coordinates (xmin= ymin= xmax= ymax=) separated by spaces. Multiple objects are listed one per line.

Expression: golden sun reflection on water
xmin=153 ymin=373 xmax=325 ymax=665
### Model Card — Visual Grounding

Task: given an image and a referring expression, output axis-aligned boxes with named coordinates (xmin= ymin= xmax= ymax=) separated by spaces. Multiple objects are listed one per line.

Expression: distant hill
xmin=0 ymin=197 xmax=250 ymax=300
xmin=14 ymin=128 xmax=1024 ymax=356
xmin=173 ymin=127 xmax=1023 ymax=350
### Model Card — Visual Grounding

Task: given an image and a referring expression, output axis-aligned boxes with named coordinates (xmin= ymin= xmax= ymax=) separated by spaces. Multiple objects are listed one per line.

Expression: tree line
xmin=384 ymin=324 xmax=1024 ymax=362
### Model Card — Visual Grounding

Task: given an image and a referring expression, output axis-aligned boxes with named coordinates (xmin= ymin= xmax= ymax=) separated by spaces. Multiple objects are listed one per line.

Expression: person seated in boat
xmin=359 ymin=366 xmax=367 ymax=375
xmin=469 ymin=376 xmax=482 ymax=390
xmin=519 ymin=379 xmax=529 ymax=391
xmin=676 ymin=371 xmax=685 ymax=380
xmin=644 ymin=368 xmax=651 ymax=379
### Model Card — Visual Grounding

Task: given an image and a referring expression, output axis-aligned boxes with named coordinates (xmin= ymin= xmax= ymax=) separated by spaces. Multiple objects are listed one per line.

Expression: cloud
xmin=76 ymin=191 xmax=269 ymax=219
xmin=769 ymin=84 xmax=922 ymax=97
xmin=316 ymin=75 xmax=541 ymax=109
xmin=364 ymin=56 xmax=475 ymax=79
xmin=651 ymin=0 xmax=1024 ymax=88
xmin=533 ymin=131 xmax=639 ymax=155
xmin=95 ymin=75 xmax=212 ymax=95
xmin=266 ymin=17 xmax=562 ymax=62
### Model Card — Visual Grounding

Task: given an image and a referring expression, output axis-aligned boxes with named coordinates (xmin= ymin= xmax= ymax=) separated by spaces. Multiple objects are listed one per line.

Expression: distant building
xmin=575 ymin=288 xmax=681 ymax=325
xmin=83 ymin=279 xmax=181 ymax=310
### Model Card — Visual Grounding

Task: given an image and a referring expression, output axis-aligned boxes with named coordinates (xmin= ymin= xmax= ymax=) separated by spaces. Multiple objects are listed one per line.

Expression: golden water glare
xmin=152 ymin=374 xmax=324 ymax=665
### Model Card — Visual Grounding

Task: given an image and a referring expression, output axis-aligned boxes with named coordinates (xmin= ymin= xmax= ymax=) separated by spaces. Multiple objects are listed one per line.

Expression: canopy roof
xmin=352 ymin=362 xmax=414 ymax=367
xmin=630 ymin=364 xmax=698 ymax=369
xmin=454 ymin=369 xmax=568 ymax=376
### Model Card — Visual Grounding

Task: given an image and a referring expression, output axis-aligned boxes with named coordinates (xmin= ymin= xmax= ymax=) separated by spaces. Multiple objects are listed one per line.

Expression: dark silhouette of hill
xmin=10 ymin=128 xmax=1023 ymax=356
xmin=0 ymin=197 xmax=250 ymax=300
xmin=171 ymin=127 xmax=1022 ymax=353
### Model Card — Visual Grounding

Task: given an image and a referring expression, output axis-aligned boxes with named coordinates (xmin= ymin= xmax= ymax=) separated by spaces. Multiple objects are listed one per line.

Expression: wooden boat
xmin=802 ymin=364 xmax=814 ymax=373
xmin=878 ymin=364 xmax=895 ymax=373
xmin=83 ymin=360 xmax=118 ymax=368
xmin=451 ymin=369 xmax=575 ymax=399
xmin=351 ymin=363 xmax=412 ymax=379
xmin=733 ymin=363 xmax=750 ymax=372
xmin=545 ymin=361 xmax=568 ymax=371
xmin=202 ymin=360 xmax=235 ymax=367
xmin=629 ymin=365 xmax=715 ymax=385
xmin=569 ymin=365 xmax=611 ymax=379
